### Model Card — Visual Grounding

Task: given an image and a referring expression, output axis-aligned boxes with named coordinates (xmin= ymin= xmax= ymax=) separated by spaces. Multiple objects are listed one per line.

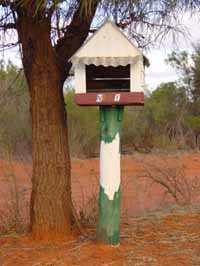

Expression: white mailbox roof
xmin=69 ymin=20 xmax=143 ymax=67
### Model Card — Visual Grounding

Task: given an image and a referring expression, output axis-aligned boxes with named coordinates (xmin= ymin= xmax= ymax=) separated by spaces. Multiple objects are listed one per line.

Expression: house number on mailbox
xmin=96 ymin=94 xmax=103 ymax=102
xmin=96 ymin=94 xmax=121 ymax=103
xmin=114 ymin=94 xmax=120 ymax=102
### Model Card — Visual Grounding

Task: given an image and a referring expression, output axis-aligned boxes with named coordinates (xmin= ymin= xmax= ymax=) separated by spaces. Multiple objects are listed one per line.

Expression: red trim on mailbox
xmin=74 ymin=92 xmax=144 ymax=106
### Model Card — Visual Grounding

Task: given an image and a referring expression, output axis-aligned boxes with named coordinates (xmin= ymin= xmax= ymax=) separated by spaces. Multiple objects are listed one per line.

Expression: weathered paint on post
xmin=97 ymin=106 xmax=124 ymax=245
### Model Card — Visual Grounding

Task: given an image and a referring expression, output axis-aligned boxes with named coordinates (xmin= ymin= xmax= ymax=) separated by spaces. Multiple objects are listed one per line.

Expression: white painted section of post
xmin=100 ymin=133 xmax=121 ymax=200
xmin=130 ymin=56 xmax=144 ymax=92
xmin=74 ymin=64 xmax=86 ymax=94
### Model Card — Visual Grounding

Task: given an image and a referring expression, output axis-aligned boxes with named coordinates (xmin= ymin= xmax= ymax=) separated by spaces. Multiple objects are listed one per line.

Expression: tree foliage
xmin=166 ymin=46 xmax=200 ymax=147
xmin=0 ymin=0 xmax=200 ymax=50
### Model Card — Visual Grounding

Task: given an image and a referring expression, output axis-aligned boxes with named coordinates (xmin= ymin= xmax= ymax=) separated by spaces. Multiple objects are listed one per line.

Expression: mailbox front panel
xmin=74 ymin=92 xmax=144 ymax=106
xmin=86 ymin=65 xmax=130 ymax=93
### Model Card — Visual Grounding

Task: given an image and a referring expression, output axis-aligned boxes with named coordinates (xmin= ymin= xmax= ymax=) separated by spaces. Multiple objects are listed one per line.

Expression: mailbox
xmin=69 ymin=20 xmax=150 ymax=245
xmin=69 ymin=20 xmax=148 ymax=106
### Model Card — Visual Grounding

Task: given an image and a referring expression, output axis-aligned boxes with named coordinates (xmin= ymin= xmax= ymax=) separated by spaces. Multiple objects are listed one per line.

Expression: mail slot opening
xmin=86 ymin=65 xmax=130 ymax=93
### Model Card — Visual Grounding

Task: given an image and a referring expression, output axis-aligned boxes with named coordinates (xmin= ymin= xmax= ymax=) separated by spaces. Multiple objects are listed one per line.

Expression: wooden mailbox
xmin=69 ymin=20 xmax=148 ymax=106
xmin=69 ymin=20 xmax=149 ymax=245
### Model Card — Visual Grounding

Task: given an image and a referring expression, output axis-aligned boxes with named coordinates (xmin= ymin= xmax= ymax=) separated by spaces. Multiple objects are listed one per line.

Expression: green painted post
xmin=97 ymin=105 xmax=124 ymax=245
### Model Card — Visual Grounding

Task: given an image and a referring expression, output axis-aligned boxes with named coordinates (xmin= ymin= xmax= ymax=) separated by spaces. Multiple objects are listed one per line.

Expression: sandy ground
xmin=0 ymin=153 xmax=200 ymax=265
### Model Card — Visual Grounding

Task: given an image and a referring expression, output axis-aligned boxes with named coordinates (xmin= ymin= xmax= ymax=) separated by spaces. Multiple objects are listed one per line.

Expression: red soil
xmin=0 ymin=212 xmax=200 ymax=266
xmin=0 ymin=153 xmax=200 ymax=265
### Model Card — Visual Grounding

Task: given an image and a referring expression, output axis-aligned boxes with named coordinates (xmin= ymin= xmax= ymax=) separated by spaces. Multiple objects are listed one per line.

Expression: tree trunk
xmin=17 ymin=17 xmax=73 ymax=239
xmin=30 ymin=64 xmax=72 ymax=239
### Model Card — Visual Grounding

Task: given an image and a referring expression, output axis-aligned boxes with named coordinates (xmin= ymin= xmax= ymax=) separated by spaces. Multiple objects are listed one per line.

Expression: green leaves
xmin=79 ymin=0 xmax=99 ymax=17
xmin=185 ymin=116 xmax=200 ymax=133
xmin=146 ymin=82 xmax=187 ymax=126
xmin=17 ymin=0 xmax=63 ymax=16
xmin=166 ymin=51 xmax=190 ymax=73
xmin=0 ymin=61 xmax=30 ymax=157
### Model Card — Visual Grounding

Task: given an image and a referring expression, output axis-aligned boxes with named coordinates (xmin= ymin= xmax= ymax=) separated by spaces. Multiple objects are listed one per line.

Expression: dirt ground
xmin=0 ymin=153 xmax=200 ymax=265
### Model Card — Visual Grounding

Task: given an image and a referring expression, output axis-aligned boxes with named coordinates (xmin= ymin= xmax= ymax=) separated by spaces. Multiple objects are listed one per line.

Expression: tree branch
xmin=0 ymin=11 xmax=12 ymax=22
xmin=47 ymin=3 xmax=56 ymax=19
xmin=0 ymin=22 xmax=16 ymax=29
xmin=55 ymin=0 xmax=99 ymax=80
xmin=0 ymin=0 xmax=10 ymax=7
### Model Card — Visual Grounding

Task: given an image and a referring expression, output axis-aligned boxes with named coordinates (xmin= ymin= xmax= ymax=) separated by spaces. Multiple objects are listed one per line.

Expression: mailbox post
xmin=69 ymin=20 xmax=148 ymax=245
xmin=98 ymin=105 xmax=124 ymax=245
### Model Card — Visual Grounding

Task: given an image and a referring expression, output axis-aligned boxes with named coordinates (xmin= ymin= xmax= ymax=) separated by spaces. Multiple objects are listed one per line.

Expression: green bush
xmin=0 ymin=61 xmax=31 ymax=159
xmin=65 ymin=91 xmax=99 ymax=157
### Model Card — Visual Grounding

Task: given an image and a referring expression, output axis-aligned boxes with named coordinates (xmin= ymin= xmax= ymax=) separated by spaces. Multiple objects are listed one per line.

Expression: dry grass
xmin=136 ymin=155 xmax=200 ymax=205
xmin=0 ymin=151 xmax=30 ymax=234
xmin=0 ymin=208 xmax=200 ymax=266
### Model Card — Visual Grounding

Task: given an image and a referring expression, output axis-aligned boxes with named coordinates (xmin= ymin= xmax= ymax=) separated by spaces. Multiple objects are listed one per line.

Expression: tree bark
xmin=17 ymin=16 xmax=73 ymax=239
xmin=30 ymin=67 xmax=72 ymax=239
xmin=14 ymin=0 xmax=99 ymax=239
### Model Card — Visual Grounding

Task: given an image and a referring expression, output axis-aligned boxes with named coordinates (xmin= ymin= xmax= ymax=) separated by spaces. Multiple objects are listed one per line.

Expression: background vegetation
xmin=1 ymin=46 xmax=200 ymax=159
xmin=0 ymin=61 xmax=31 ymax=159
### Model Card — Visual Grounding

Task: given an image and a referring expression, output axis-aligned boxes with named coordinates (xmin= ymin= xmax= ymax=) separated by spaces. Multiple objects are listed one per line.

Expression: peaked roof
xmin=69 ymin=20 xmax=143 ymax=67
